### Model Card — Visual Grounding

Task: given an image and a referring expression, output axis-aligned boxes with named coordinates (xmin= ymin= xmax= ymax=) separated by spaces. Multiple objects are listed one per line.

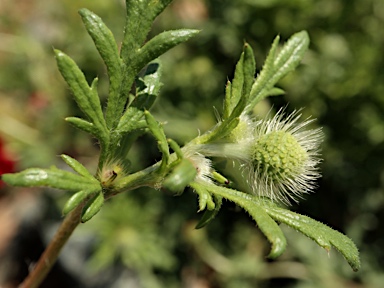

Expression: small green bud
xmin=163 ymin=159 xmax=197 ymax=193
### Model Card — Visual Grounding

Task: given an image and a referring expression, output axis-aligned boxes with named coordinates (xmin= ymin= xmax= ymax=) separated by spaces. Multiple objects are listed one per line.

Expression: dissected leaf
xmin=144 ymin=111 xmax=170 ymax=168
xmin=195 ymin=195 xmax=222 ymax=229
xmin=191 ymin=183 xmax=216 ymax=212
xmin=61 ymin=154 xmax=95 ymax=179
xmin=168 ymin=138 xmax=183 ymax=159
xmin=2 ymin=167 xmax=100 ymax=192
xmin=137 ymin=62 xmax=163 ymax=97
xmin=79 ymin=8 xmax=120 ymax=74
xmin=116 ymin=62 xmax=162 ymax=134
xmin=62 ymin=189 xmax=100 ymax=216
xmin=223 ymin=80 xmax=232 ymax=119
xmin=136 ymin=29 xmax=199 ymax=73
xmin=223 ymin=43 xmax=255 ymax=120
xmin=81 ymin=192 xmax=104 ymax=222
xmin=107 ymin=0 xmax=173 ymax=129
xmin=121 ymin=0 xmax=174 ymax=60
xmin=65 ymin=117 xmax=99 ymax=136
xmin=267 ymin=87 xmax=286 ymax=96
xmin=199 ymin=183 xmax=360 ymax=269
xmin=55 ymin=51 xmax=108 ymax=136
xmin=264 ymin=205 xmax=361 ymax=271
xmin=247 ymin=31 xmax=309 ymax=111
xmin=198 ymin=116 xmax=240 ymax=144
xmin=79 ymin=8 xmax=121 ymax=128
xmin=115 ymin=94 xmax=154 ymax=134
xmin=198 ymin=183 xmax=287 ymax=258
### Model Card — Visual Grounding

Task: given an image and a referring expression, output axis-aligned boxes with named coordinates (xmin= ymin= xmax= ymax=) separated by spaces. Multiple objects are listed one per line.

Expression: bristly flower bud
xmin=246 ymin=109 xmax=323 ymax=205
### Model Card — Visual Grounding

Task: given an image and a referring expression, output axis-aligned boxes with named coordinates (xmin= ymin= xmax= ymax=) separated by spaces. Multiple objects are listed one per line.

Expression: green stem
xmin=18 ymin=202 xmax=85 ymax=288
xmin=109 ymin=164 xmax=160 ymax=197
xmin=108 ymin=148 xmax=182 ymax=197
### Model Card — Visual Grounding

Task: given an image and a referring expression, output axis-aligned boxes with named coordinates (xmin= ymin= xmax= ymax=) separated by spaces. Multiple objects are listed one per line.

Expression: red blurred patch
xmin=0 ymin=137 xmax=16 ymax=188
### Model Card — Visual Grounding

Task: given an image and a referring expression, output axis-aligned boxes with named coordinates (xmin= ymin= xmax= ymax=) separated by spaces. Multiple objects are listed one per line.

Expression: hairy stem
xmin=18 ymin=202 xmax=85 ymax=288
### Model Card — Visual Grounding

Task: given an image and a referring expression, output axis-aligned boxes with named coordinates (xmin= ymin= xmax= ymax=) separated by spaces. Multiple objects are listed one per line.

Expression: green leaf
xmin=223 ymin=80 xmax=232 ymax=119
xmin=106 ymin=0 xmax=173 ymax=129
xmin=65 ymin=117 xmax=99 ymax=137
xmin=1 ymin=167 xmax=101 ymax=192
xmin=116 ymin=63 xmax=162 ymax=134
xmin=137 ymin=62 xmax=163 ymax=100
xmin=264 ymin=205 xmax=361 ymax=271
xmin=110 ymin=29 xmax=198 ymax=130
xmin=62 ymin=189 xmax=100 ymax=216
xmin=81 ymin=192 xmax=104 ymax=222
xmin=272 ymin=31 xmax=309 ymax=82
xmin=267 ymin=87 xmax=286 ymax=97
xmin=136 ymin=29 xmax=199 ymax=72
xmin=61 ymin=154 xmax=95 ymax=179
xmin=195 ymin=195 xmax=222 ymax=229
xmin=78 ymin=8 xmax=122 ymax=129
xmin=223 ymin=43 xmax=255 ymax=120
xmin=121 ymin=0 xmax=174 ymax=61
xmin=192 ymin=183 xmax=216 ymax=212
xmin=163 ymin=158 xmax=197 ymax=193
xmin=116 ymin=99 xmax=151 ymax=135
xmin=144 ymin=111 xmax=170 ymax=169
xmin=78 ymin=8 xmax=120 ymax=72
xmin=55 ymin=50 xmax=108 ymax=141
xmin=197 ymin=116 xmax=240 ymax=144
xmin=247 ymin=31 xmax=309 ymax=111
xmin=198 ymin=183 xmax=287 ymax=258
xmin=168 ymin=138 xmax=183 ymax=160
xmin=199 ymin=183 xmax=360 ymax=270
xmin=198 ymin=34 xmax=307 ymax=144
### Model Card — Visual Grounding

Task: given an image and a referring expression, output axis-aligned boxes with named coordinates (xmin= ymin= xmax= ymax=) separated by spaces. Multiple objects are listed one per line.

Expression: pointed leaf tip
xmin=63 ymin=190 xmax=88 ymax=216
xmin=264 ymin=206 xmax=361 ymax=271
xmin=81 ymin=192 xmax=104 ymax=222
xmin=195 ymin=196 xmax=222 ymax=229
xmin=190 ymin=183 xmax=287 ymax=258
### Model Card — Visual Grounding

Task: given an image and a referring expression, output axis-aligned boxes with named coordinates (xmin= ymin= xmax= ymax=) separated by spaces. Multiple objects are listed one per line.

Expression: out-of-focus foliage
xmin=1 ymin=0 xmax=383 ymax=287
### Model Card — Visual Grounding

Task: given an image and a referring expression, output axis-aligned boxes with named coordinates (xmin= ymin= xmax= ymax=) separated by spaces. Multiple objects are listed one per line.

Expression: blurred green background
xmin=1 ymin=0 xmax=383 ymax=287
